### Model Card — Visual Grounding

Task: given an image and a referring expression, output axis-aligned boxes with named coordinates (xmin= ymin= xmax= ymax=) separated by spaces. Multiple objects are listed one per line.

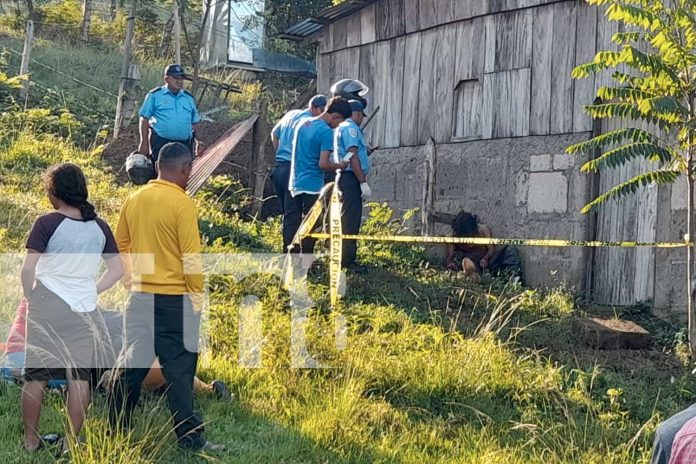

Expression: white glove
xmin=360 ymin=182 xmax=372 ymax=200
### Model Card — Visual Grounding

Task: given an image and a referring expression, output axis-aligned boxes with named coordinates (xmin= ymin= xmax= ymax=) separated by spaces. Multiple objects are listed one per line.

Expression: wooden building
xmin=283 ymin=0 xmax=687 ymax=310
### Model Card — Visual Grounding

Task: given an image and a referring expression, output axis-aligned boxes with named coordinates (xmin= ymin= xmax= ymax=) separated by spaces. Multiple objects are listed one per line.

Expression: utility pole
xmin=173 ymin=0 xmax=181 ymax=64
xmin=19 ymin=20 xmax=33 ymax=102
xmin=114 ymin=0 xmax=137 ymax=139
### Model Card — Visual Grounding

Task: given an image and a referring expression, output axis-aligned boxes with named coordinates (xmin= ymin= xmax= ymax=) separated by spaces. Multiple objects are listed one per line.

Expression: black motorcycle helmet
xmin=330 ymin=79 xmax=369 ymax=109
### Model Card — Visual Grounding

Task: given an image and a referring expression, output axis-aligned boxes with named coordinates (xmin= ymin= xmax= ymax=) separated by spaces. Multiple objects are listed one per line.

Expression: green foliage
xmin=567 ymin=0 xmax=696 ymax=212
xmin=357 ymin=202 xmax=425 ymax=269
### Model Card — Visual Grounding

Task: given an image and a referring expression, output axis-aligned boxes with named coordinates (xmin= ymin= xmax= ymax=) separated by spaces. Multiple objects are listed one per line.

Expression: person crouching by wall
xmin=20 ymin=163 xmax=123 ymax=453
xmin=445 ymin=211 xmax=522 ymax=283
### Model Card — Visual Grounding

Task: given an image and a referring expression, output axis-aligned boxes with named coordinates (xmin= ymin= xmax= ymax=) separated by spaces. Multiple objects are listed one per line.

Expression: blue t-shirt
xmin=139 ymin=85 xmax=201 ymax=141
xmin=289 ymin=118 xmax=334 ymax=195
xmin=272 ymin=109 xmax=313 ymax=163
xmin=334 ymin=119 xmax=369 ymax=176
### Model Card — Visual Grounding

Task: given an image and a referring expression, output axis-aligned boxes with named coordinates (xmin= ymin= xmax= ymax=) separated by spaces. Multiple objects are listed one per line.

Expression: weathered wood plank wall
xmin=316 ymin=0 xmax=608 ymax=148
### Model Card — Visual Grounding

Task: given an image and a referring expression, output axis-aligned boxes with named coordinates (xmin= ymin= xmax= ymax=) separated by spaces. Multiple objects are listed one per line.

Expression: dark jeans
xmin=270 ymin=162 xmax=291 ymax=215
xmin=150 ymin=132 xmax=194 ymax=164
xmin=338 ymin=172 xmax=363 ymax=266
xmin=283 ymin=192 xmax=319 ymax=253
xmin=109 ymin=292 xmax=204 ymax=450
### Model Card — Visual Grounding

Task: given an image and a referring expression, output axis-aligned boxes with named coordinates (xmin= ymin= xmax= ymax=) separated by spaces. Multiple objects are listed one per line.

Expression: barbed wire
xmin=1 ymin=45 xmax=118 ymax=97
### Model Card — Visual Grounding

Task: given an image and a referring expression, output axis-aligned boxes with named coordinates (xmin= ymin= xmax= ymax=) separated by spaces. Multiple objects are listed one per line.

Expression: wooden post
xmin=422 ymin=138 xmax=437 ymax=235
xmin=173 ymin=0 xmax=181 ymax=64
xmin=114 ymin=0 xmax=137 ymax=139
xmin=19 ymin=20 xmax=33 ymax=102
xmin=81 ymin=0 xmax=92 ymax=42
xmin=191 ymin=0 xmax=212 ymax=95
xmin=110 ymin=0 xmax=117 ymax=20
xmin=250 ymin=101 xmax=270 ymax=216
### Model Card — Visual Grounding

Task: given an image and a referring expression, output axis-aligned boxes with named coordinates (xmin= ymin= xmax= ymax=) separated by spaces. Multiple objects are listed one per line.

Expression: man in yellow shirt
xmin=110 ymin=142 xmax=221 ymax=452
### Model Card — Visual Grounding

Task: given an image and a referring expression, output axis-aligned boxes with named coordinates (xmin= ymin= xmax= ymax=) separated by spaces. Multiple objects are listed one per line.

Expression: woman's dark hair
xmin=452 ymin=211 xmax=478 ymax=237
xmin=43 ymin=163 xmax=97 ymax=221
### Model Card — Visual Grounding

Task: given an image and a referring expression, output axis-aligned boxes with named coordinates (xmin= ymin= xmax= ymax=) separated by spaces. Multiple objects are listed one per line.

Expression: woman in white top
xmin=20 ymin=163 xmax=122 ymax=453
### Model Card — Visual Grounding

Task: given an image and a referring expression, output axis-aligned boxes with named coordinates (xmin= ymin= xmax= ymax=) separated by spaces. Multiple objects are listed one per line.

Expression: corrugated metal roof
xmin=279 ymin=0 xmax=377 ymax=41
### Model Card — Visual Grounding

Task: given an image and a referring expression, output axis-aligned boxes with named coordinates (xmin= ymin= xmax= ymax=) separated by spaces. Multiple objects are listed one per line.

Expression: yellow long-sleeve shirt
xmin=115 ymin=179 xmax=204 ymax=296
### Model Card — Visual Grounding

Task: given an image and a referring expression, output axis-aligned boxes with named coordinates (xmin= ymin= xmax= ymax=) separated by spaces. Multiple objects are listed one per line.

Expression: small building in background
xmin=201 ymin=0 xmax=315 ymax=75
xmin=283 ymin=0 xmax=688 ymax=312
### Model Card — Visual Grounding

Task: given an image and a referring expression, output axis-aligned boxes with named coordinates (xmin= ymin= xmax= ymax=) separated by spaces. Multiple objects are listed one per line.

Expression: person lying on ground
xmin=2 ymin=298 xmax=231 ymax=401
xmin=444 ymin=211 xmax=522 ymax=283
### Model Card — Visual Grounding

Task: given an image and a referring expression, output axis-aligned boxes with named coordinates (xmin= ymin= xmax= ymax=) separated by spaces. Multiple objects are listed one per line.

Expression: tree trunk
xmin=26 ymin=0 xmax=34 ymax=18
xmin=81 ymin=0 xmax=92 ymax=42
xmin=159 ymin=15 xmax=174 ymax=58
xmin=110 ymin=0 xmax=117 ymax=21
xmin=191 ymin=0 xmax=212 ymax=95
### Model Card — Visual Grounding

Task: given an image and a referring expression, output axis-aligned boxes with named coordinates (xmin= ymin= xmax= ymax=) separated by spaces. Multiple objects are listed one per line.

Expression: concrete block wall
xmin=654 ymin=177 xmax=688 ymax=311
xmin=369 ymin=133 xmax=593 ymax=292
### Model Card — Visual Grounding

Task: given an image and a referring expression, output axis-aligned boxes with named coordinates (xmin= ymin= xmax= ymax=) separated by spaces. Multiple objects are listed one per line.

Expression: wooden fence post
xmin=250 ymin=101 xmax=270 ymax=216
xmin=19 ymin=20 xmax=33 ymax=102
xmin=422 ymin=138 xmax=437 ymax=236
xmin=114 ymin=0 xmax=137 ymax=139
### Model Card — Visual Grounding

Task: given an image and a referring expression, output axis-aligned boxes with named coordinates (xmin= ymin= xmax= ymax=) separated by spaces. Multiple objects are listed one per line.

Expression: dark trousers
xmin=270 ymin=162 xmax=291 ymax=215
xmin=150 ymin=132 xmax=194 ymax=163
xmin=338 ymin=172 xmax=363 ymax=266
xmin=283 ymin=192 xmax=319 ymax=253
xmin=109 ymin=293 xmax=204 ymax=449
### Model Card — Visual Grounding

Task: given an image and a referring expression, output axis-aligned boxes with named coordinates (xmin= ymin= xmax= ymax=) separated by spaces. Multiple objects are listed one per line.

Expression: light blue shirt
xmin=289 ymin=118 xmax=334 ymax=195
xmin=139 ymin=85 xmax=201 ymax=141
xmin=272 ymin=109 xmax=312 ymax=163
xmin=334 ymin=118 xmax=369 ymax=176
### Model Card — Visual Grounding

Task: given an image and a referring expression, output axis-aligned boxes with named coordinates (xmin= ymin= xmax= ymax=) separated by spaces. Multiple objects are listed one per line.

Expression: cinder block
xmin=527 ymin=172 xmax=568 ymax=213
xmin=530 ymin=154 xmax=552 ymax=172
xmin=553 ymin=154 xmax=575 ymax=170
xmin=672 ymin=177 xmax=687 ymax=211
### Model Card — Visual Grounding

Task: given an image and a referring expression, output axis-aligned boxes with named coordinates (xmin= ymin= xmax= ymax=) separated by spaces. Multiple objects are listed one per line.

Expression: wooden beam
xmin=422 ymin=138 xmax=437 ymax=235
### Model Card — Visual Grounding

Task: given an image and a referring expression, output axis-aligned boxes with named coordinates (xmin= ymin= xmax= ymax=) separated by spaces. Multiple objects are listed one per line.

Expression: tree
xmin=568 ymin=0 xmax=694 ymax=349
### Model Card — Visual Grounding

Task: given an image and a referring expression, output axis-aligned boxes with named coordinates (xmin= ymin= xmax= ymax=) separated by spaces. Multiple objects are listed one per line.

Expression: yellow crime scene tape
xmin=289 ymin=182 xmax=691 ymax=307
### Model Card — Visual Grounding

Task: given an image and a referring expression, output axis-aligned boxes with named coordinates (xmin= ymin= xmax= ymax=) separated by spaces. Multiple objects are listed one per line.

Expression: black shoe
xmin=211 ymin=380 xmax=232 ymax=401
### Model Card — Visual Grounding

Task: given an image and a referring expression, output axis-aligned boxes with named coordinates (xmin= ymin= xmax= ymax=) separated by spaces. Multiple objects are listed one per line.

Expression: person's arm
xmin=20 ymin=251 xmax=40 ymax=299
xmin=478 ymin=224 xmax=501 ymax=270
xmin=319 ymin=150 xmax=349 ymax=172
xmin=138 ymin=92 xmax=155 ymax=155
xmin=271 ymin=122 xmax=282 ymax=152
xmin=445 ymin=244 xmax=458 ymax=270
xmin=347 ymin=149 xmax=365 ymax=183
xmin=138 ymin=117 xmax=150 ymax=156
xmin=178 ymin=200 xmax=204 ymax=312
xmin=97 ymin=255 xmax=124 ymax=294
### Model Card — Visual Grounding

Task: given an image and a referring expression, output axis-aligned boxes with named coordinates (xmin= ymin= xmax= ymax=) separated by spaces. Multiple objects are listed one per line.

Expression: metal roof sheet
xmin=279 ymin=0 xmax=377 ymax=41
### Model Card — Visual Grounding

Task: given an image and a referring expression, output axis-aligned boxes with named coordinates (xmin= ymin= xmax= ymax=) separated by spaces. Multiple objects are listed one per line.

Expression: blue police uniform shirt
xmin=289 ymin=118 xmax=334 ymax=195
xmin=139 ymin=85 xmax=201 ymax=141
xmin=334 ymin=118 xmax=369 ymax=176
xmin=272 ymin=109 xmax=313 ymax=163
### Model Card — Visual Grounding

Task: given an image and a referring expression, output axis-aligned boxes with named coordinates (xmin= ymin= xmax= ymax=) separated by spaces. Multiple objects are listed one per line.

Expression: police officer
xmin=270 ymin=95 xmax=327 ymax=214
xmin=334 ymin=99 xmax=371 ymax=273
xmin=283 ymin=97 xmax=352 ymax=253
xmin=137 ymin=64 xmax=201 ymax=163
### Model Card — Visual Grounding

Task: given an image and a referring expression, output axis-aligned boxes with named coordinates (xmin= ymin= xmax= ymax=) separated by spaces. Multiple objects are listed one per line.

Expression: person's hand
xmin=339 ymin=160 xmax=350 ymax=170
xmin=137 ymin=142 xmax=149 ymax=156
xmin=479 ymin=257 xmax=489 ymax=270
xmin=360 ymin=182 xmax=372 ymax=200
xmin=447 ymin=262 xmax=458 ymax=271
